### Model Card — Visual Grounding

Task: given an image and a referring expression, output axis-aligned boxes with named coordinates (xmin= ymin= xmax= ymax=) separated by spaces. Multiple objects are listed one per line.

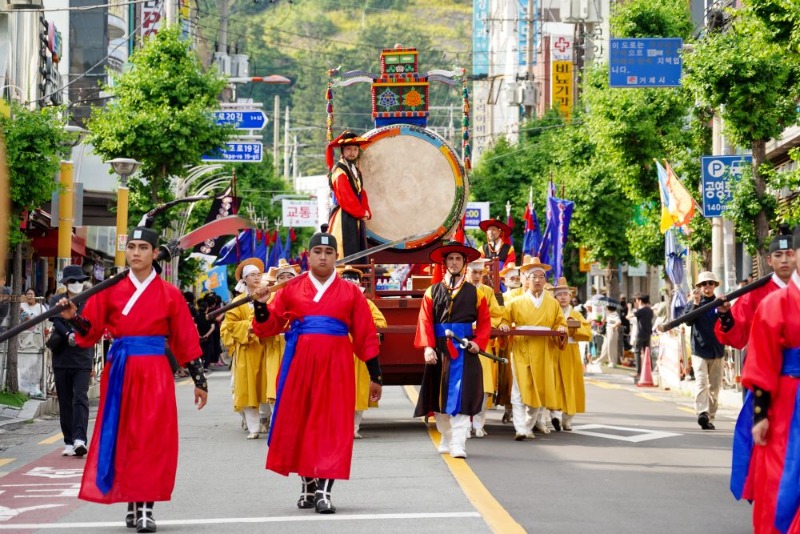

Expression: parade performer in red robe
xmin=716 ymin=229 xmax=794 ymax=348
xmin=731 ymin=226 xmax=800 ymax=534
xmin=414 ymin=240 xmax=491 ymax=459
xmin=326 ymin=130 xmax=372 ymax=259
xmin=59 ymin=227 xmax=208 ymax=533
xmin=251 ymin=229 xmax=381 ymax=514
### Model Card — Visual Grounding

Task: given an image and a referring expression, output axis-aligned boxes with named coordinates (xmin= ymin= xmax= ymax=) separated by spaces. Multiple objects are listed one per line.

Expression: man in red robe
xmin=326 ymin=130 xmax=372 ymax=259
xmin=414 ymin=240 xmax=491 ymax=459
xmin=731 ymin=226 xmax=800 ymax=534
xmin=251 ymin=229 xmax=381 ymax=514
xmin=716 ymin=229 xmax=795 ymax=348
xmin=60 ymin=227 xmax=207 ymax=533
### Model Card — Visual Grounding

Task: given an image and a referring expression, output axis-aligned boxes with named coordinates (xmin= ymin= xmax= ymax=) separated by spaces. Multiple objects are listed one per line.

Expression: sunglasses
xmin=698 ymin=281 xmax=716 ymax=287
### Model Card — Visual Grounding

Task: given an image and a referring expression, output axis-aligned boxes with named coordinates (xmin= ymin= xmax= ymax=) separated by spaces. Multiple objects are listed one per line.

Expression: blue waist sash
xmin=268 ymin=316 xmax=348 ymax=445
xmin=434 ymin=323 xmax=473 ymax=416
xmin=731 ymin=347 xmax=800 ymax=534
xmin=97 ymin=335 xmax=165 ymax=495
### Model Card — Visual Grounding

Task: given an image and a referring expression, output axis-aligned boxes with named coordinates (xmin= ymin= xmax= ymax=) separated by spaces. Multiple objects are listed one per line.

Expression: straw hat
xmin=338 ymin=265 xmax=364 ymax=279
xmin=235 ymin=258 xmax=265 ymax=281
xmin=522 ymin=254 xmax=533 ymax=265
xmin=276 ymin=258 xmax=301 ymax=276
xmin=478 ymin=218 xmax=511 ymax=236
xmin=519 ymin=256 xmax=552 ymax=273
xmin=429 ymin=240 xmax=481 ymax=265
xmin=499 ymin=262 xmax=520 ymax=277
xmin=547 ymin=276 xmax=577 ymax=295
xmin=263 ymin=266 xmax=279 ymax=283
xmin=467 ymin=258 xmax=491 ymax=272
xmin=695 ymin=271 xmax=719 ymax=287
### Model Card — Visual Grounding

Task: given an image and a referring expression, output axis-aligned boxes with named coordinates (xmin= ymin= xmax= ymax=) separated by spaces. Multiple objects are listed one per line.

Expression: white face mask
xmin=67 ymin=282 xmax=84 ymax=294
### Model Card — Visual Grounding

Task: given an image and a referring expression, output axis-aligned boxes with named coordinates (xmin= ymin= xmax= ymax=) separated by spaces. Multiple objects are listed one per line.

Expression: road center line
xmin=403 ymin=385 xmax=526 ymax=534
xmin=38 ymin=433 xmax=64 ymax=445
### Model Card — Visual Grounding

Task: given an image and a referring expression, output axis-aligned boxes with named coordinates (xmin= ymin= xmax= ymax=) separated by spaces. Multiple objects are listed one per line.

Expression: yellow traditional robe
xmin=220 ymin=293 xmax=269 ymax=412
xmin=503 ymin=286 xmax=525 ymax=304
xmin=502 ymin=292 xmax=567 ymax=409
xmin=354 ymin=299 xmax=387 ymax=411
xmin=476 ymin=284 xmax=504 ymax=398
xmin=555 ymin=307 xmax=591 ymax=415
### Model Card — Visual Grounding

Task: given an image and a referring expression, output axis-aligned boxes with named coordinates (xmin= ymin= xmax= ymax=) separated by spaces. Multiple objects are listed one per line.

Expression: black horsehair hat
xmin=309 ymin=224 xmax=338 ymax=251
xmin=128 ymin=227 xmax=159 ymax=248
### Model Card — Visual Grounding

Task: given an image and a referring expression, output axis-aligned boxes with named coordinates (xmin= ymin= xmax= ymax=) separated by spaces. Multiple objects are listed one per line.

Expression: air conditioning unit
xmin=560 ymin=0 xmax=601 ymax=23
xmin=520 ymin=80 xmax=537 ymax=106
xmin=505 ymin=81 xmax=520 ymax=106
xmin=230 ymin=54 xmax=249 ymax=78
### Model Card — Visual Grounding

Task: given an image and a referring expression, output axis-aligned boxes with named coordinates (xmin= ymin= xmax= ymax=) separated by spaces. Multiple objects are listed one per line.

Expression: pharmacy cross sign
xmin=554 ymin=37 xmax=571 ymax=54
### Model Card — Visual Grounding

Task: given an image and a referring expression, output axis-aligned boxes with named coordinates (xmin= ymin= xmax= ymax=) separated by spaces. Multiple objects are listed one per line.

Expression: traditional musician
xmin=479 ymin=218 xmax=516 ymax=269
xmin=414 ymin=241 xmax=491 ymax=459
xmin=326 ymin=130 xmax=372 ymax=258
xmin=548 ymin=277 xmax=591 ymax=431
xmin=338 ymin=265 xmax=387 ymax=439
xmin=496 ymin=261 xmax=523 ymax=424
xmin=251 ymin=229 xmax=382 ymax=515
xmin=498 ymin=257 xmax=567 ymax=440
xmin=731 ymin=226 xmax=800 ymax=534
xmin=220 ymin=258 xmax=271 ymax=440
xmin=716 ymin=230 xmax=795 ymax=349
xmin=58 ymin=226 xmax=207 ymax=533
xmin=465 ymin=258 xmax=503 ymax=438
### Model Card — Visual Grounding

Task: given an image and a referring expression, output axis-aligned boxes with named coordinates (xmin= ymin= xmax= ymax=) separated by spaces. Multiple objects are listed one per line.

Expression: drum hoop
xmin=362 ymin=124 xmax=467 ymax=250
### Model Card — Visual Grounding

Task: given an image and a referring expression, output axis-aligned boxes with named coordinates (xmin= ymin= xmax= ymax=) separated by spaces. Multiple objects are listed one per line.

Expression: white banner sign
xmin=464 ymin=202 xmax=490 ymax=229
xmin=282 ymin=199 xmax=318 ymax=228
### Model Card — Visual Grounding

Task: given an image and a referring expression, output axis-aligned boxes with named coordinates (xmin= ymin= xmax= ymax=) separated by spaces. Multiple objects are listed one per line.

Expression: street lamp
xmin=56 ymin=126 xmax=87 ymax=283
xmin=108 ymin=158 xmax=141 ymax=268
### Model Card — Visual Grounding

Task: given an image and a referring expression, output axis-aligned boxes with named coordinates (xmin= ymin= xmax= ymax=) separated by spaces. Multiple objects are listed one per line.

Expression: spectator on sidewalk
xmin=682 ymin=272 xmax=725 ymax=430
xmin=632 ymin=293 xmax=654 ymax=382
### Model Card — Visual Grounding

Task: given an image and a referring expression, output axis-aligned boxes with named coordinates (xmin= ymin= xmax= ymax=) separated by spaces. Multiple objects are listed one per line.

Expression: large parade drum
xmin=359 ymin=124 xmax=467 ymax=250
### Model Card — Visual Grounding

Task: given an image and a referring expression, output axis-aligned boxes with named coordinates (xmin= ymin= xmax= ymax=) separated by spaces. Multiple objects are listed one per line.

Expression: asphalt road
xmin=0 ymin=366 xmax=752 ymax=533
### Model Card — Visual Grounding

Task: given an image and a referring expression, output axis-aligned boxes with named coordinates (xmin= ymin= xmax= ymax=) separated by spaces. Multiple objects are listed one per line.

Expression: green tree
xmin=683 ymin=11 xmax=800 ymax=270
xmin=88 ymin=26 xmax=231 ymax=213
xmin=0 ymin=103 xmax=72 ymax=393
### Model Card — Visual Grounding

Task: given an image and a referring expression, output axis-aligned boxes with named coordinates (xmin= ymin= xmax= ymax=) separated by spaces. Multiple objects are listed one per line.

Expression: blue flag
xmin=522 ymin=203 xmax=542 ymax=257
xmin=547 ymin=196 xmax=575 ymax=281
xmin=214 ymin=230 xmax=254 ymax=266
xmin=268 ymin=231 xmax=283 ymax=268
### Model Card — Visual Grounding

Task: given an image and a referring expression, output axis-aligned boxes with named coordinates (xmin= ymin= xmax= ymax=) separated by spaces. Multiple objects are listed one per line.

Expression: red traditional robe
xmin=253 ymin=273 xmax=379 ymax=480
xmin=741 ymin=274 xmax=800 ymax=533
xmin=715 ymin=274 xmax=787 ymax=349
xmin=328 ymin=160 xmax=371 ymax=259
xmin=75 ymin=272 xmax=201 ymax=503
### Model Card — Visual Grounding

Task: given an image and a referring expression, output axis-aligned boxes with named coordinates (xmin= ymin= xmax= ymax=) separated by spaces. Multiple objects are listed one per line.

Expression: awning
xmin=31 ymin=229 xmax=86 ymax=262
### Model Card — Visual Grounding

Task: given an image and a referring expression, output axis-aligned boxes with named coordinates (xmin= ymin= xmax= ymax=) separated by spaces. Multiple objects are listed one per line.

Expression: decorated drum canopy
xmin=359 ymin=124 xmax=467 ymax=250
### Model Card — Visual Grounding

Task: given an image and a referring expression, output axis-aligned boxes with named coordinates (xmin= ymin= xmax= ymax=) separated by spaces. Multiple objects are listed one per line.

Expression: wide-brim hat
xmin=235 ymin=258 xmax=265 ymax=282
xmin=276 ymin=258 xmax=301 ymax=275
xmin=59 ymin=264 xmax=89 ymax=284
xmin=520 ymin=256 xmax=552 ymax=273
xmin=500 ymin=262 xmax=520 ymax=277
xmin=338 ymin=265 xmax=364 ymax=279
xmin=547 ymin=276 xmax=577 ymax=295
xmin=478 ymin=218 xmax=511 ymax=236
xmin=467 ymin=258 xmax=491 ymax=271
xmin=695 ymin=271 xmax=719 ymax=287
xmin=326 ymin=130 xmax=370 ymax=170
xmin=429 ymin=240 xmax=481 ymax=265
xmin=263 ymin=267 xmax=279 ymax=283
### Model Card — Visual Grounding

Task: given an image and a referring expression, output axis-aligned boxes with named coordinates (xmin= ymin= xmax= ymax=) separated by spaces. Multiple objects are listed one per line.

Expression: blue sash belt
xmin=97 ymin=335 xmax=164 ymax=495
xmin=434 ymin=323 xmax=473 ymax=416
xmin=731 ymin=347 xmax=800 ymax=533
xmin=268 ymin=316 xmax=348 ymax=445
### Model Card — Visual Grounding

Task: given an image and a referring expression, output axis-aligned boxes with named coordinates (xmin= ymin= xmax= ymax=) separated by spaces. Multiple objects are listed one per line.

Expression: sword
xmin=205 ymin=231 xmax=431 ymax=321
xmin=0 ymin=215 xmax=255 ymax=344
xmin=445 ymin=329 xmax=509 ymax=364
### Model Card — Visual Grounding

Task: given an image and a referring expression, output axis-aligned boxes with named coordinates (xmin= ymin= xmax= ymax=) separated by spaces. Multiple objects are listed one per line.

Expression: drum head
xmin=359 ymin=125 xmax=467 ymax=250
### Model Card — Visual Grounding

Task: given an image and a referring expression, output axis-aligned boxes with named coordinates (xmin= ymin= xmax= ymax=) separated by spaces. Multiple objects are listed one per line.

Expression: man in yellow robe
xmin=548 ymin=277 xmax=591 ymax=431
xmin=466 ymin=259 xmax=504 ymax=438
xmin=497 ymin=261 xmax=523 ymax=423
xmin=338 ymin=266 xmax=386 ymax=439
xmin=221 ymin=258 xmax=270 ymax=439
xmin=499 ymin=257 xmax=567 ymax=440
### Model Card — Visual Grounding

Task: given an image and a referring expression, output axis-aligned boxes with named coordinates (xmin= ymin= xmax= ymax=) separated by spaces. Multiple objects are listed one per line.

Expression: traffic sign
xmin=202 ymin=142 xmax=263 ymax=163
xmin=213 ymin=109 xmax=267 ymax=130
xmin=609 ymin=38 xmax=683 ymax=88
xmin=700 ymin=155 xmax=752 ymax=217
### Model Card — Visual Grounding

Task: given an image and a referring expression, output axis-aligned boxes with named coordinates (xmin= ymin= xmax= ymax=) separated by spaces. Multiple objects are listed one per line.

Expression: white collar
xmin=773 ymin=272 xmax=789 ymax=289
xmin=310 ymin=271 xmax=337 ymax=303
xmin=123 ymin=268 xmax=157 ymax=316
xmin=527 ymin=291 xmax=544 ymax=308
xmin=792 ymin=271 xmax=800 ymax=292
xmin=562 ymin=305 xmax=572 ymax=318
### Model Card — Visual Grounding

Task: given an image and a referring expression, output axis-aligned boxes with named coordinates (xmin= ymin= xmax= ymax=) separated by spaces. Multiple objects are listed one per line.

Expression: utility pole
xmin=218 ymin=0 xmax=229 ymax=55
xmin=166 ymin=0 xmax=178 ymax=26
xmin=283 ymin=105 xmax=290 ymax=180
xmin=524 ymin=0 xmax=536 ymax=119
xmin=711 ymin=113 xmax=737 ymax=291
xmin=273 ymin=95 xmax=280 ymax=177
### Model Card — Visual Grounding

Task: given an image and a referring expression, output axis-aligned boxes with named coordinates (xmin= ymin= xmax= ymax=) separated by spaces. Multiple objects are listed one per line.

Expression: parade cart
xmin=327 ymin=47 xmax=562 ymax=385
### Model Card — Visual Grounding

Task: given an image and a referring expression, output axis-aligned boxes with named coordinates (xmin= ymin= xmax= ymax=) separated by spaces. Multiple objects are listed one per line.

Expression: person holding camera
xmin=49 ymin=265 xmax=93 ymax=457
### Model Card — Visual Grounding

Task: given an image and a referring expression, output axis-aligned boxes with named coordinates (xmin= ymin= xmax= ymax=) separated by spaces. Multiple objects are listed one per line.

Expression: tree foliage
xmin=88 ymin=26 xmax=231 ymax=210
xmin=0 ymin=104 xmax=71 ymax=247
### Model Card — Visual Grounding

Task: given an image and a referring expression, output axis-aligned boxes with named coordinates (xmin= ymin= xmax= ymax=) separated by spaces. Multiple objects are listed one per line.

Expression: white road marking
xmin=0 ymin=511 xmax=482 ymax=529
xmin=570 ymin=424 xmax=682 ymax=443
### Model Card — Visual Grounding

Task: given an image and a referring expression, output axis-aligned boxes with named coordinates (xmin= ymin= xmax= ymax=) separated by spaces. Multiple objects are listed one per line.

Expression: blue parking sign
xmin=700 ymin=155 xmax=752 ymax=217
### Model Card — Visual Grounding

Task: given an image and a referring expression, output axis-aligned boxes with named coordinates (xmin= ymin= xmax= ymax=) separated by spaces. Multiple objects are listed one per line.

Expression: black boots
xmin=126 ymin=502 xmax=156 ymax=533
xmin=315 ymin=478 xmax=336 ymax=514
xmin=297 ymin=477 xmax=317 ymax=509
